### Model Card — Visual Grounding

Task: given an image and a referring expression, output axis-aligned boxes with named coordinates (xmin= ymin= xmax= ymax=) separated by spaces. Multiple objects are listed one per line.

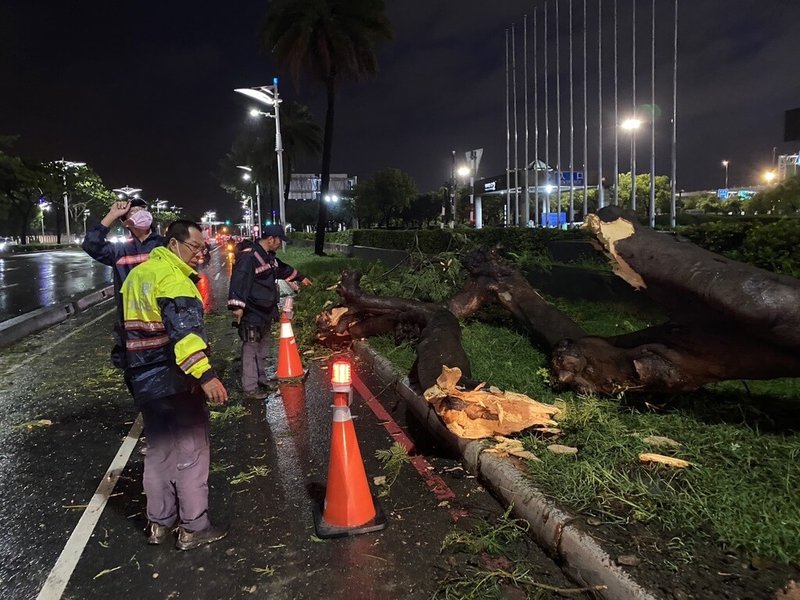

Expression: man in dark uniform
xmin=227 ymin=224 xmax=311 ymax=400
xmin=82 ymin=198 xmax=164 ymax=368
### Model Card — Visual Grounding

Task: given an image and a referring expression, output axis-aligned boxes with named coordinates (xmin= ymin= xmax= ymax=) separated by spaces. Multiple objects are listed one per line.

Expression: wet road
xmin=0 ymin=251 xmax=112 ymax=322
xmin=0 ymin=249 xmax=575 ymax=599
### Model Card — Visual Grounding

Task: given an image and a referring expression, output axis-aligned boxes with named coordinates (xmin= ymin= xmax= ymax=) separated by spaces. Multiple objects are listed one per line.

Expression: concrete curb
xmin=0 ymin=285 xmax=114 ymax=349
xmin=354 ymin=341 xmax=660 ymax=600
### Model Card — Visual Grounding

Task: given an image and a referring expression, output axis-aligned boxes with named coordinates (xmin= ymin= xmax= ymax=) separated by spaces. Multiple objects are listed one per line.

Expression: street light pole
xmin=55 ymin=159 xmax=85 ymax=242
xmin=235 ymin=78 xmax=285 ymax=227
xmin=722 ymin=160 xmax=729 ymax=189
xmin=621 ymin=118 xmax=642 ymax=209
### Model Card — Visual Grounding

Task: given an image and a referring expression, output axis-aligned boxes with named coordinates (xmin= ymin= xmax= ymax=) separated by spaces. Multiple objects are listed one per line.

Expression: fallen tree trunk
xmin=317 ymin=207 xmax=800 ymax=396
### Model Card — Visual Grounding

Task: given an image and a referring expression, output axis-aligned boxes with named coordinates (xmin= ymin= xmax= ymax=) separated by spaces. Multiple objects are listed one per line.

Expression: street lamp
xmin=113 ymin=186 xmax=143 ymax=201
xmin=456 ymin=165 xmax=470 ymax=226
xmin=763 ymin=170 xmax=777 ymax=184
xmin=55 ymin=159 xmax=86 ymax=241
xmin=82 ymin=209 xmax=90 ymax=236
xmin=235 ymin=78 xmax=285 ymax=228
xmin=237 ymin=166 xmax=260 ymax=237
xmin=621 ymin=118 xmax=642 ymax=210
xmin=40 ymin=201 xmax=51 ymax=238
xmin=721 ymin=160 xmax=729 ymax=189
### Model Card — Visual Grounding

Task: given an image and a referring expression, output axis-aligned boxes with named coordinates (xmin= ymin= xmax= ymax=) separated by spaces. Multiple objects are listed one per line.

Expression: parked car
xmin=0 ymin=237 xmax=17 ymax=252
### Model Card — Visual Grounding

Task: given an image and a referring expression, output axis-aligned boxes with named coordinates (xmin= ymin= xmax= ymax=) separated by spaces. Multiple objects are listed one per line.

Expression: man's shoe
xmin=242 ymin=389 xmax=269 ymax=401
xmin=146 ymin=521 xmax=175 ymax=545
xmin=257 ymin=381 xmax=278 ymax=391
xmin=175 ymin=524 xmax=229 ymax=551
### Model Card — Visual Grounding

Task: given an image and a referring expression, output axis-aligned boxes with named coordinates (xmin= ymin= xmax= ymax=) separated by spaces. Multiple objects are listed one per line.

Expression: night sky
xmin=1 ymin=0 xmax=799 ymax=219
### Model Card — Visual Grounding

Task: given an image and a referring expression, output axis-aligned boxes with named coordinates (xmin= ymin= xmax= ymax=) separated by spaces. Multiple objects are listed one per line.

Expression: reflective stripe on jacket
xmin=121 ymin=246 xmax=215 ymax=403
xmin=82 ymin=223 xmax=164 ymax=293
xmin=227 ymin=243 xmax=304 ymax=326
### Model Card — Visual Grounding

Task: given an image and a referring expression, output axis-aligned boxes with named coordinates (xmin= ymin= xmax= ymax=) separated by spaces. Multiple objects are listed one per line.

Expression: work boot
xmin=242 ymin=389 xmax=269 ymax=401
xmin=175 ymin=524 xmax=229 ymax=551
xmin=257 ymin=380 xmax=278 ymax=392
xmin=145 ymin=521 xmax=175 ymax=545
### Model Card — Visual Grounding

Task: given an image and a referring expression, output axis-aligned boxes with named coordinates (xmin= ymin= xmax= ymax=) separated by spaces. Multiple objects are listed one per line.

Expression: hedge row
xmin=291 ymin=219 xmax=800 ymax=276
xmin=680 ymin=219 xmax=800 ymax=276
xmin=291 ymin=227 xmax=589 ymax=255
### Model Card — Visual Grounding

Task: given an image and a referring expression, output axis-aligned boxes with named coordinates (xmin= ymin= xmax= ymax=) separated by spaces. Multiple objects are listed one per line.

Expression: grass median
xmin=284 ymin=244 xmax=800 ymax=571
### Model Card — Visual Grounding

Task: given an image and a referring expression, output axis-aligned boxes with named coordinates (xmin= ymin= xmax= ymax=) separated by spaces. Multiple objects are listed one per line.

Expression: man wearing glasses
xmin=120 ymin=220 xmax=229 ymax=550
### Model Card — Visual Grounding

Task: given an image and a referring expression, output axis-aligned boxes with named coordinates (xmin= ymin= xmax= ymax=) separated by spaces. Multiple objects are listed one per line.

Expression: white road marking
xmin=0 ymin=283 xmax=19 ymax=290
xmin=35 ymin=414 xmax=144 ymax=600
xmin=3 ymin=305 xmax=115 ymax=376
xmin=214 ymin=272 xmax=220 ymax=281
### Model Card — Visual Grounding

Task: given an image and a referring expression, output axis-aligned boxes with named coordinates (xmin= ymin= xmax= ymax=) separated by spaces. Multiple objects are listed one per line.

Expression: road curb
xmin=0 ymin=285 xmax=114 ymax=349
xmin=354 ymin=341 xmax=660 ymax=600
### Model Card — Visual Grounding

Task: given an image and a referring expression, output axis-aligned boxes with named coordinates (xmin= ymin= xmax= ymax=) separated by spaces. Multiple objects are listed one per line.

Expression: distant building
xmin=288 ymin=173 xmax=357 ymax=200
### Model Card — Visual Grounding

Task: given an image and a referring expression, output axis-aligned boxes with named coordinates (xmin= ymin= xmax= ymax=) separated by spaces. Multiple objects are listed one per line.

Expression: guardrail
xmin=0 ymin=285 xmax=114 ymax=349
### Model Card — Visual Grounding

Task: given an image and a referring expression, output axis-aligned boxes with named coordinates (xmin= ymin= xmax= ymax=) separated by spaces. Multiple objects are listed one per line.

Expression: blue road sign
xmin=541 ymin=212 xmax=568 ymax=227
xmin=559 ymin=171 xmax=585 ymax=186
xmin=717 ymin=189 xmax=730 ymax=199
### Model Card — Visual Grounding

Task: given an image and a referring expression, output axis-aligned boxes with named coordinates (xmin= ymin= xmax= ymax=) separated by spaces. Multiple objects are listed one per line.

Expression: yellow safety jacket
xmin=120 ymin=246 xmax=215 ymax=403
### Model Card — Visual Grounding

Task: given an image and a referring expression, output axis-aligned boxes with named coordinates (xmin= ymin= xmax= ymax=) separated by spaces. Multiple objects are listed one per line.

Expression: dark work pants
xmin=241 ymin=336 xmax=274 ymax=392
xmin=140 ymin=390 xmax=211 ymax=532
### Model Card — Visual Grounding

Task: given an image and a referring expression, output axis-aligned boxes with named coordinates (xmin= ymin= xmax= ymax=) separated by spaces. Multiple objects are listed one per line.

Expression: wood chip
xmin=616 ymin=554 xmax=641 ymax=567
xmin=547 ymin=444 xmax=578 ymax=455
xmin=639 ymin=453 xmax=691 ymax=468
xmin=642 ymin=435 xmax=681 ymax=449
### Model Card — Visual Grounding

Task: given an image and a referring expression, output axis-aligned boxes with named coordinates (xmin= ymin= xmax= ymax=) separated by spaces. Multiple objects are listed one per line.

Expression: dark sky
xmin=1 ymin=1 xmax=799 ymax=219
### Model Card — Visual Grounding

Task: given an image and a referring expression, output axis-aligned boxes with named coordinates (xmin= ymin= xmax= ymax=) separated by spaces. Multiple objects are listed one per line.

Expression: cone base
xmin=312 ymin=496 xmax=387 ymax=539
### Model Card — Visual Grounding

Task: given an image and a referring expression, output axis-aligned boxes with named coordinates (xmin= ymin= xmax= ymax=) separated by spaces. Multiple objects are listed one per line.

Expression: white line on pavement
xmin=3 ymin=305 xmax=115 ymax=376
xmin=214 ymin=272 xmax=220 ymax=281
xmin=0 ymin=283 xmax=19 ymax=290
xmin=36 ymin=414 xmax=144 ymax=600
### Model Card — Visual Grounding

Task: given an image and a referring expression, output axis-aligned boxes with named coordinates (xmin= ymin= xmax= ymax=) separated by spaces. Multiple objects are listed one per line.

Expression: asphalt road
xmin=0 ymin=250 xmax=112 ymax=322
xmin=0 ymin=248 xmax=575 ymax=599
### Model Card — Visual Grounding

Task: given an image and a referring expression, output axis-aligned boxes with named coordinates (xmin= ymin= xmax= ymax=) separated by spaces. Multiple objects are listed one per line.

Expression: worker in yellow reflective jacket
xmin=121 ymin=219 xmax=228 ymax=551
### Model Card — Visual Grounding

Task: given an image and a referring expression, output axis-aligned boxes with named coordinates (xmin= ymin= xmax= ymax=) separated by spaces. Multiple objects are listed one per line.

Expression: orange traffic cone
xmin=313 ymin=405 xmax=387 ymax=538
xmin=276 ymin=310 xmax=304 ymax=380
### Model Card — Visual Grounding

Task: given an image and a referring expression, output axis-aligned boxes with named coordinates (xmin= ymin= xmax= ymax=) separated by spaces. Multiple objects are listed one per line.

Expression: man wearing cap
xmin=82 ymin=198 xmax=165 ymax=368
xmin=227 ymin=225 xmax=311 ymax=400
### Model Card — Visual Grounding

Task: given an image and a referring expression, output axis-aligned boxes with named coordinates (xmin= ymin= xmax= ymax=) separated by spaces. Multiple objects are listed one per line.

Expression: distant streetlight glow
xmin=722 ymin=160 xmax=730 ymax=189
xmin=763 ymin=170 xmax=777 ymax=184
xmin=456 ymin=165 xmax=470 ymax=178
xmin=621 ymin=118 xmax=642 ymax=130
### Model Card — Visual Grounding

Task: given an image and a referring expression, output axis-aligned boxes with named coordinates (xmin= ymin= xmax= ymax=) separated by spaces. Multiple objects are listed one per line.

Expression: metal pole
xmin=255 ymin=182 xmax=263 ymax=233
xmin=534 ymin=10 xmax=540 ymax=225
xmin=555 ymin=0 xmax=562 ymax=225
xmin=523 ymin=14 xmax=530 ymax=225
xmin=544 ymin=2 xmax=550 ymax=224
xmin=582 ymin=0 xmax=588 ymax=217
xmin=505 ymin=29 xmax=511 ymax=226
xmin=670 ymin=0 xmax=678 ymax=228
xmin=631 ymin=0 xmax=637 ymax=211
xmin=450 ymin=150 xmax=456 ymax=228
xmin=273 ymin=80 xmax=286 ymax=227
xmin=597 ymin=0 xmax=604 ymax=208
xmin=613 ymin=0 xmax=619 ymax=205
xmin=568 ymin=0 xmax=575 ymax=224
xmin=63 ymin=176 xmax=70 ymax=241
xmin=512 ymin=24 xmax=520 ymax=226
xmin=649 ymin=0 xmax=656 ymax=228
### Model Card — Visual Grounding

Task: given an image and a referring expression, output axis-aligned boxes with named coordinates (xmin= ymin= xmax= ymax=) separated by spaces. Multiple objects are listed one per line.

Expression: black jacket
xmin=227 ymin=242 xmax=304 ymax=326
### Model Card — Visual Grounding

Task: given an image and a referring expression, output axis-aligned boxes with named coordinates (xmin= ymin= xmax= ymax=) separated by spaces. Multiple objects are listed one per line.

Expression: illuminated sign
xmin=484 ymin=181 xmax=496 ymax=192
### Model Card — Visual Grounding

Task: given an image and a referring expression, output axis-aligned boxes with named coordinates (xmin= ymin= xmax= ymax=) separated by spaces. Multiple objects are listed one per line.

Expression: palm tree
xmin=261 ymin=0 xmax=392 ymax=255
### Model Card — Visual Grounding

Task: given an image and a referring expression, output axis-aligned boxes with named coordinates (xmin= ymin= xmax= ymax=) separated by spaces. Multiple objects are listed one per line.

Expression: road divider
xmin=0 ymin=285 xmax=114 ymax=349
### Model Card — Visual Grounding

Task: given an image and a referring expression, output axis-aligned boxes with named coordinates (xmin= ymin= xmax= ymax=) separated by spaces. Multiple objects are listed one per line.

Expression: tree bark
xmin=316 ymin=206 xmax=800 ymax=396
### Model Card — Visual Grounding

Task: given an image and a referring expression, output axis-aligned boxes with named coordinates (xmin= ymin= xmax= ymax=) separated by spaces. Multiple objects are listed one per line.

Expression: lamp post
xmin=621 ymin=118 xmax=642 ymax=209
xmin=237 ymin=165 xmax=261 ymax=236
xmin=456 ymin=165 xmax=471 ymax=227
xmin=112 ymin=186 xmax=143 ymax=201
xmin=55 ymin=159 xmax=86 ymax=241
xmin=40 ymin=201 xmax=50 ymax=238
xmin=235 ymin=79 xmax=285 ymax=227
xmin=722 ymin=160 xmax=729 ymax=189
xmin=83 ymin=209 xmax=90 ymax=236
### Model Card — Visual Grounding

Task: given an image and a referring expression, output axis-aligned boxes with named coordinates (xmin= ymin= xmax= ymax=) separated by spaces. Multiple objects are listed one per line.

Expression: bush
xmin=740 ymin=219 xmax=800 ymax=277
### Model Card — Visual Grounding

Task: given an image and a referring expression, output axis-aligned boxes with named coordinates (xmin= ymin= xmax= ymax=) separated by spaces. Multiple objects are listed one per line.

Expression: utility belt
xmin=237 ymin=322 xmax=270 ymax=343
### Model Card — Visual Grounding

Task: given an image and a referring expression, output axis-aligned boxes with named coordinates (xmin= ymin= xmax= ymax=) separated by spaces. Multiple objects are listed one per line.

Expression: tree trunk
xmin=314 ymin=73 xmax=336 ymax=256
xmin=315 ymin=206 xmax=800 ymax=397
